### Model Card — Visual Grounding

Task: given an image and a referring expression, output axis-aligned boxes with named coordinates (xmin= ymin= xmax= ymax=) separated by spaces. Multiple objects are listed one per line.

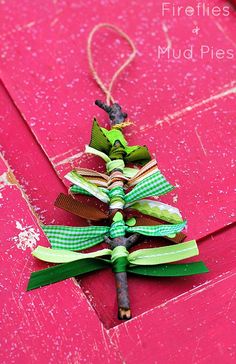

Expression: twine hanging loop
xmin=87 ymin=23 xmax=137 ymax=106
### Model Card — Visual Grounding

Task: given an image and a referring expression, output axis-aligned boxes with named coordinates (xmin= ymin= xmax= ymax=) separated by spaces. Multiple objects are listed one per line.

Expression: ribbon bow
xmin=63 ymin=158 xmax=184 ymax=228
xmin=89 ymin=119 xmax=151 ymax=165
xmin=66 ymin=159 xmax=175 ymax=207
xmin=41 ymin=214 xmax=186 ymax=251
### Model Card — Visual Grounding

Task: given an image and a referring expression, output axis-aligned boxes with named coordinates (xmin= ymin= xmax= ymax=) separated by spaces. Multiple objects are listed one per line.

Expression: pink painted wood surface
xmin=0 ymin=154 xmax=236 ymax=363
xmin=0 ymin=0 xmax=236 ymax=362
xmin=0 ymin=0 xmax=235 ymax=240
xmin=1 ymin=153 xmax=236 ymax=363
xmin=1 ymin=77 xmax=235 ymax=330
xmin=0 ymin=81 xmax=82 ymax=227
xmin=0 ymin=155 xmax=118 ymax=364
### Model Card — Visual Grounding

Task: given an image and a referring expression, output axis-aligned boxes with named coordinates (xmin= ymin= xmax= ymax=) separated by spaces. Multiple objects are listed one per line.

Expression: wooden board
xmin=0 ymin=151 xmax=236 ymax=362
xmin=0 ymin=0 xmax=236 ymax=362
xmin=0 ymin=0 xmax=235 ymax=239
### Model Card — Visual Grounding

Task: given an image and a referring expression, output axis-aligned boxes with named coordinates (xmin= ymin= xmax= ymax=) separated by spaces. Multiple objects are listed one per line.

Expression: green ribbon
xmin=32 ymin=241 xmax=198 ymax=266
xmin=32 ymin=247 xmax=112 ymax=263
xmin=89 ymin=119 xmax=151 ymax=165
xmin=41 ymin=218 xmax=186 ymax=250
xmin=27 ymin=258 xmax=109 ymax=291
xmin=85 ymin=145 xmax=138 ymax=177
xmin=127 ymin=199 xmax=183 ymax=224
xmin=128 ymin=262 xmax=209 ymax=277
xmin=66 ymin=167 xmax=174 ymax=206
xmin=27 ymin=242 xmax=209 ymax=291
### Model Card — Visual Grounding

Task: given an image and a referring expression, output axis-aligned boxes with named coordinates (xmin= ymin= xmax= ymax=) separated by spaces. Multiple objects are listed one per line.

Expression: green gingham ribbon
xmin=41 ymin=218 xmax=186 ymax=251
xmin=27 ymin=241 xmax=209 ymax=291
xmin=125 ymin=171 xmax=174 ymax=202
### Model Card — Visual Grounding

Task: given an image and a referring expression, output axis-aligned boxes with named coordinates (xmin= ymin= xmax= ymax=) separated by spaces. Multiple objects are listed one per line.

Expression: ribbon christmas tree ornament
xmin=27 ymin=23 xmax=209 ymax=320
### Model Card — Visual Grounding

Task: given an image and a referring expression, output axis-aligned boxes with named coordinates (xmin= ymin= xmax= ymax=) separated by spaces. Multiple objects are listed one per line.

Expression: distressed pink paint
xmin=0 ymin=154 xmax=236 ymax=363
xmin=0 ymin=155 xmax=117 ymax=363
xmin=0 ymin=0 xmax=236 ymax=362
xmin=0 ymin=0 xmax=235 ymax=239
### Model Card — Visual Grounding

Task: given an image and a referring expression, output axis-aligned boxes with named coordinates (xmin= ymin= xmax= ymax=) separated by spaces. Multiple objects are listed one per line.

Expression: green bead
xmin=126 ymin=217 xmax=136 ymax=227
xmin=113 ymin=212 xmax=123 ymax=222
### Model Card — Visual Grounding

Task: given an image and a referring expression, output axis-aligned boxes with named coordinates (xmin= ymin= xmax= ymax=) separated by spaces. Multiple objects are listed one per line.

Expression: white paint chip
xmin=12 ymin=221 xmax=40 ymax=251
xmin=173 ymin=194 xmax=178 ymax=203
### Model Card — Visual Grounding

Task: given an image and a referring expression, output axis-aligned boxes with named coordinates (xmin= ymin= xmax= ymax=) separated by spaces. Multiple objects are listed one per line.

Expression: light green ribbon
xmin=31 ymin=240 xmax=198 ymax=266
xmin=32 ymin=246 xmax=112 ymax=263
xmin=127 ymin=199 xmax=183 ymax=224
xmin=85 ymin=145 xmax=138 ymax=177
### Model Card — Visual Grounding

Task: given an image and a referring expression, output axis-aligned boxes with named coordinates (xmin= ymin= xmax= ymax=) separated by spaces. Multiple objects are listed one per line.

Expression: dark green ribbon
xmin=27 ymin=258 xmax=109 ymax=291
xmin=89 ymin=119 xmax=151 ymax=165
xmin=128 ymin=261 xmax=209 ymax=277
xmin=112 ymin=257 xmax=130 ymax=273
xmin=27 ymin=258 xmax=208 ymax=291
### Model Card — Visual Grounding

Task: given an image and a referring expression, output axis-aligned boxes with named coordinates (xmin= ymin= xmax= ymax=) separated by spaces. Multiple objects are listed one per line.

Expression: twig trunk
xmin=104 ymin=234 xmax=139 ymax=320
xmin=115 ymin=271 xmax=131 ymax=320
xmin=106 ymin=133 xmax=139 ymax=320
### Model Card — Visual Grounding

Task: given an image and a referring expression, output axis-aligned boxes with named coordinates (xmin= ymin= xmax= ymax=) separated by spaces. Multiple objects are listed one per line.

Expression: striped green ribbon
xmin=41 ymin=219 xmax=186 ymax=251
xmin=31 ymin=241 xmax=197 ymax=265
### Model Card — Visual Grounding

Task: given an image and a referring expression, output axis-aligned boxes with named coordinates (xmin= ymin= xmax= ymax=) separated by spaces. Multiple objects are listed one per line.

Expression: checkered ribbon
xmin=42 ymin=219 xmax=186 ymax=250
xmin=125 ymin=171 xmax=174 ymax=202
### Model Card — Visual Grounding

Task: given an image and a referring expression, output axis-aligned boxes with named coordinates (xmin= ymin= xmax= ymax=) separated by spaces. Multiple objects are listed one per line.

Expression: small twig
xmin=115 ymin=272 xmax=131 ymax=320
xmin=101 ymin=117 xmax=136 ymax=320
xmin=95 ymin=100 xmax=128 ymax=126
xmin=104 ymin=235 xmax=113 ymax=246
xmin=126 ymin=233 xmax=140 ymax=249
